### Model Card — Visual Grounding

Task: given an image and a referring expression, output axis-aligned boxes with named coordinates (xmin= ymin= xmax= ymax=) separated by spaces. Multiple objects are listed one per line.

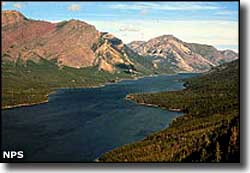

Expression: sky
xmin=2 ymin=1 xmax=239 ymax=52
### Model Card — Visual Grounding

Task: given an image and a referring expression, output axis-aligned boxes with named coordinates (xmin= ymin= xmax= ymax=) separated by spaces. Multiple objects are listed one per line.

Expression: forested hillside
xmin=2 ymin=59 xmax=134 ymax=109
xmin=99 ymin=60 xmax=239 ymax=162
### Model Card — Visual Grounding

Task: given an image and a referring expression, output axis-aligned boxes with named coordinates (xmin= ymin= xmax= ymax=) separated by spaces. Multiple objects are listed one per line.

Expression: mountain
xmin=1 ymin=10 xmax=238 ymax=108
xmin=128 ymin=35 xmax=238 ymax=72
xmin=2 ymin=10 xmax=150 ymax=74
xmin=2 ymin=10 xmax=56 ymax=53
xmin=2 ymin=10 xmax=155 ymax=108
xmin=186 ymin=43 xmax=238 ymax=65
xmin=2 ymin=11 xmax=238 ymax=74
xmin=92 ymin=32 xmax=153 ymax=74
xmin=99 ymin=59 xmax=239 ymax=162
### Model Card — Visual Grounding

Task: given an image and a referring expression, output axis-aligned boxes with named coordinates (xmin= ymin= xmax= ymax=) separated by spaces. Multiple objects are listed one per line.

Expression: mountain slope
xmin=2 ymin=10 xmax=56 ymax=53
xmin=99 ymin=60 xmax=239 ymax=162
xmin=2 ymin=10 xmax=152 ymax=73
xmin=92 ymin=32 xmax=154 ymax=74
xmin=2 ymin=12 xmax=100 ymax=68
xmin=185 ymin=43 xmax=238 ymax=65
xmin=1 ymin=10 xmax=155 ymax=108
xmin=128 ymin=35 xmax=238 ymax=72
xmin=2 ymin=58 xmax=135 ymax=109
xmin=1 ymin=10 xmax=238 ymax=109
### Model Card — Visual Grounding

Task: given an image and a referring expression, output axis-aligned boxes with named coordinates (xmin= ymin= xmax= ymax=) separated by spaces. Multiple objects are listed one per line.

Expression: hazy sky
xmin=2 ymin=1 xmax=239 ymax=52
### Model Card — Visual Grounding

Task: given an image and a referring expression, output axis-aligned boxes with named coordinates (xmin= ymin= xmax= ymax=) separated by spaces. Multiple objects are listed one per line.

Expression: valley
xmin=1 ymin=8 xmax=239 ymax=163
xmin=1 ymin=10 xmax=238 ymax=109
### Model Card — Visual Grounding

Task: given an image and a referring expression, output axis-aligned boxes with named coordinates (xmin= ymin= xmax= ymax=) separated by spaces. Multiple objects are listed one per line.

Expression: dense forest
xmin=99 ymin=60 xmax=239 ymax=162
xmin=2 ymin=59 xmax=136 ymax=109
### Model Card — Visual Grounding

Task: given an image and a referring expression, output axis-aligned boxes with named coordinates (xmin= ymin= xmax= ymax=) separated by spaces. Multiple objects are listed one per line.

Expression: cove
xmin=1 ymin=73 xmax=197 ymax=162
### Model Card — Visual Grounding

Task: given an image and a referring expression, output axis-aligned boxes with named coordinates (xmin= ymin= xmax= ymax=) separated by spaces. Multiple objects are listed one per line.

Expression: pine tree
xmin=215 ymin=142 xmax=221 ymax=162
xmin=228 ymin=126 xmax=238 ymax=157
xmin=200 ymin=148 xmax=207 ymax=162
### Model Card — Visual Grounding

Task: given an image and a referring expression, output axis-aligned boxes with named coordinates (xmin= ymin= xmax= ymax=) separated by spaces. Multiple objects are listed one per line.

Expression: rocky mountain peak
xmin=128 ymin=34 xmax=238 ymax=73
xmin=2 ymin=10 xmax=142 ymax=72
xmin=2 ymin=10 xmax=27 ymax=26
xmin=2 ymin=10 xmax=238 ymax=74
xmin=148 ymin=34 xmax=182 ymax=45
xmin=56 ymin=19 xmax=97 ymax=31
xmin=127 ymin=41 xmax=146 ymax=50
xmin=156 ymin=34 xmax=176 ymax=39
xmin=101 ymin=33 xmax=123 ymax=46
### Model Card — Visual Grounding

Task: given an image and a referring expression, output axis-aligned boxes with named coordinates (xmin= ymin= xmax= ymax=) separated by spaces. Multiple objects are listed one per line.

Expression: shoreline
xmin=125 ymin=94 xmax=182 ymax=112
xmin=1 ymin=73 xmax=183 ymax=111
xmin=95 ymin=88 xmax=185 ymax=162
xmin=2 ymin=100 xmax=49 ymax=110
xmin=1 ymin=90 xmax=57 ymax=110
xmin=95 ymin=101 xmax=183 ymax=162
xmin=2 ymin=73 xmax=168 ymax=110
xmin=1 ymin=73 xmax=177 ymax=110
xmin=124 ymin=78 xmax=187 ymax=113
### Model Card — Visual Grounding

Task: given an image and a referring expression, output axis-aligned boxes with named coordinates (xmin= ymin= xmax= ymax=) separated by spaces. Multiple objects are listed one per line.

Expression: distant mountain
xmin=2 ymin=11 xmax=237 ymax=74
xmin=128 ymin=35 xmax=238 ymax=72
xmin=1 ymin=10 xmax=239 ymax=108
xmin=2 ymin=10 xmax=150 ymax=74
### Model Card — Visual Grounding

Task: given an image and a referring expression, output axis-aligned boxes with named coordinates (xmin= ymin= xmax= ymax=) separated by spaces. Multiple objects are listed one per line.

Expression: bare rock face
xmin=2 ymin=11 xmax=238 ymax=74
xmin=220 ymin=50 xmax=238 ymax=62
xmin=2 ymin=10 xmax=27 ymax=26
xmin=94 ymin=33 xmax=134 ymax=68
xmin=97 ymin=59 xmax=116 ymax=73
xmin=2 ymin=11 xmax=141 ymax=72
xmin=185 ymin=43 xmax=238 ymax=66
xmin=39 ymin=20 xmax=100 ymax=68
xmin=2 ymin=10 xmax=56 ymax=54
xmin=127 ymin=41 xmax=146 ymax=51
xmin=2 ymin=11 xmax=99 ymax=68
xmin=128 ymin=35 xmax=238 ymax=72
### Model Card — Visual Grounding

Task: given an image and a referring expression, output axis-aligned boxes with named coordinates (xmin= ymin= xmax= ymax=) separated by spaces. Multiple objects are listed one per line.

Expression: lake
xmin=1 ymin=73 xmax=197 ymax=162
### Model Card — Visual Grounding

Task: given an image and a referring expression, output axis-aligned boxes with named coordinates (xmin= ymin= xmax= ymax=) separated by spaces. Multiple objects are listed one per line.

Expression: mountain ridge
xmin=2 ymin=10 xmax=148 ymax=74
xmin=128 ymin=35 xmax=238 ymax=72
xmin=1 ymin=10 xmax=239 ymax=108
xmin=3 ymin=10 xmax=238 ymax=74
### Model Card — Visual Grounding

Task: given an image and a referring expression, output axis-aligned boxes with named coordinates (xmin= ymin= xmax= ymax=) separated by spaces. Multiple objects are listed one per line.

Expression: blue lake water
xmin=1 ymin=73 xmax=197 ymax=162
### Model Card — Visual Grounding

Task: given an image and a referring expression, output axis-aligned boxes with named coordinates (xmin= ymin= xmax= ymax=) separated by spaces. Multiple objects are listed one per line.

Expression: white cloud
xmin=13 ymin=3 xmax=23 ymax=9
xmin=140 ymin=9 xmax=149 ymax=16
xmin=2 ymin=2 xmax=6 ymax=6
xmin=68 ymin=4 xmax=81 ymax=11
xmin=215 ymin=10 xmax=238 ymax=15
xmin=109 ymin=2 xmax=220 ymax=11
xmin=88 ymin=19 xmax=238 ymax=52
xmin=119 ymin=26 xmax=140 ymax=32
xmin=48 ymin=20 xmax=61 ymax=23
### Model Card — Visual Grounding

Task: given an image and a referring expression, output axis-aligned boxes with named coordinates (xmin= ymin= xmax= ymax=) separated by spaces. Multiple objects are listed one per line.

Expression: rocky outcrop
xmin=2 ymin=11 xmax=147 ymax=73
xmin=2 ymin=11 xmax=100 ymax=68
xmin=2 ymin=11 xmax=238 ymax=74
xmin=127 ymin=41 xmax=146 ymax=51
xmin=97 ymin=59 xmax=116 ymax=73
xmin=128 ymin=35 xmax=238 ymax=72
xmin=2 ymin=10 xmax=27 ymax=26
xmin=2 ymin=10 xmax=56 ymax=53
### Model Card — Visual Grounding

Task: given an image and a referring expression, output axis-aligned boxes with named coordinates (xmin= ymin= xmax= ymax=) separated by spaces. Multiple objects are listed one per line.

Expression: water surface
xmin=1 ymin=73 xmax=197 ymax=162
